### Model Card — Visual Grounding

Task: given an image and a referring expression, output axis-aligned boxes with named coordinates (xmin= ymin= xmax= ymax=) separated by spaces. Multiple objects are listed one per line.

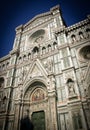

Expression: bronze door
xmin=32 ymin=111 xmax=45 ymax=130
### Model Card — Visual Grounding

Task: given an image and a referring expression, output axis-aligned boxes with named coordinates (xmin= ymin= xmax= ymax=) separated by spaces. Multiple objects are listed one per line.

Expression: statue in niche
xmin=79 ymin=32 xmax=84 ymax=39
xmin=67 ymin=78 xmax=75 ymax=95
xmin=46 ymin=57 xmax=53 ymax=73
xmin=19 ymin=68 xmax=27 ymax=83
xmin=0 ymin=95 xmax=7 ymax=112
xmin=71 ymin=35 xmax=76 ymax=43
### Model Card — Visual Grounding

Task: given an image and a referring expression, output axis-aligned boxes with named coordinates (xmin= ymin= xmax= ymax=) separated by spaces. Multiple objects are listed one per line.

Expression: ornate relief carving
xmin=31 ymin=66 xmax=42 ymax=77
xmin=19 ymin=68 xmax=27 ymax=83
xmin=44 ymin=57 xmax=54 ymax=73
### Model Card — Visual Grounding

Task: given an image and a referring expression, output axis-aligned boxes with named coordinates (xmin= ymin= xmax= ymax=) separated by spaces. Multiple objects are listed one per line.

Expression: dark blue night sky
xmin=0 ymin=0 xmax=90 ymax=58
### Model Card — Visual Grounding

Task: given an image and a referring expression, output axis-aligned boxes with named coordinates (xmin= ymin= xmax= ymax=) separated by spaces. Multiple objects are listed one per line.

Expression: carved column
xmin=48 ymin=73 xmax=58 ymax=130
xmin=14 ymin=89 xmax=23 ymax=130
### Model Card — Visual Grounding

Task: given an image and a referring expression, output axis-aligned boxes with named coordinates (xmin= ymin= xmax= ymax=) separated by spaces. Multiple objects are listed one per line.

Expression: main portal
xmin=32 ymin=111 xmax=46 ymax=130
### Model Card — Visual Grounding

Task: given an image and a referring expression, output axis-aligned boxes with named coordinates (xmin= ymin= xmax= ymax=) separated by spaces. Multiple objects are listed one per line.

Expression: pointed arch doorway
xmin=20 ymin=80 xmax=58 ymax=130
xmin=23 ymin=81 xmax=47 ymax=130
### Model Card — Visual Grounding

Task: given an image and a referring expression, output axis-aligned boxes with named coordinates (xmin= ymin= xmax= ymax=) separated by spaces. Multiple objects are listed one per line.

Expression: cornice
xmin=66 ymin=18 xmax=89 ymax=32
xmin=0 ymin=54 xmax=10 ymax=62
xmin=69 ymin=39 xmax=90 ymax=49
xmin=9 ymin=48 xmax=19 ymax=56
xmin=53 ymin=26 xmax=66 ymax=34
xmin=50 ymin=4 xmax=60 ymax=11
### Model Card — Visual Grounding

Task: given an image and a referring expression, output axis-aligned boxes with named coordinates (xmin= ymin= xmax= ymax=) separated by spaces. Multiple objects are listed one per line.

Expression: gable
xmin=23 ymin=12 xmax=52 ymax=30
xmin=23 ymin=59 xmax=48 ymax=85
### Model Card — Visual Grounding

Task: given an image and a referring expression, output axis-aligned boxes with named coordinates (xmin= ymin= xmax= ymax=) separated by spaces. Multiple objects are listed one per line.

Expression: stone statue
xmin=47 ymin=58 xmax=53 ymax=72
xmin=68 ymin=83 xmax=75 ymax=94
xmin=19 ymin=68 xmax=27 ymax=83
xmin=67 ymin=79 xmax=75 ymax=96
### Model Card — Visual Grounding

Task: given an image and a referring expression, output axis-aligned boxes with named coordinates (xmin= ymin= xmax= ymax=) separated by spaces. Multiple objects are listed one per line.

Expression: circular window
xmin=79 ymin=45 xmax=90 ymax=62
xmin=30 ymin=29 xmax=45 ymax=44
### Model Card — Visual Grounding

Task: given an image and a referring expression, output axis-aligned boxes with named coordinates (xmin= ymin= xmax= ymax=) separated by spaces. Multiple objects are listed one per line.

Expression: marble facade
xmin=0 ymin=5 xmax=90 ymax=130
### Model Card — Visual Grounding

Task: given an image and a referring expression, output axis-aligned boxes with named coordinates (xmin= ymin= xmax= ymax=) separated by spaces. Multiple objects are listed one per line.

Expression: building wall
xmin=0 ymin=5 xmax=90 ymax=130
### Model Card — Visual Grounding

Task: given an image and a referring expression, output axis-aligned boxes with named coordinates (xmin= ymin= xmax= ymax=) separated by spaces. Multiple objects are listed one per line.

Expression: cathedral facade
xmin=0 ymin=5 xmax=90 ymax=130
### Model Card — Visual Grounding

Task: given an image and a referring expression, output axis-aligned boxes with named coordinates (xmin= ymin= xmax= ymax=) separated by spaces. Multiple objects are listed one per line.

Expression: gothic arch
xmin=23 ymin=77 xmax=48 ymax=98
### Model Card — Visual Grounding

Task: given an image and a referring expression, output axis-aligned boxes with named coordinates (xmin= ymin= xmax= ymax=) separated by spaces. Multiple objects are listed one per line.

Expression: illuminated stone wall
xmin=0 ymin=5 xmax=90 ymax=130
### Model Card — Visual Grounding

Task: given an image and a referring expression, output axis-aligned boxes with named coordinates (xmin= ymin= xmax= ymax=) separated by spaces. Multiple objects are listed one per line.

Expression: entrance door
xmin=32 ymin=111 xmax=45 ymax=130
